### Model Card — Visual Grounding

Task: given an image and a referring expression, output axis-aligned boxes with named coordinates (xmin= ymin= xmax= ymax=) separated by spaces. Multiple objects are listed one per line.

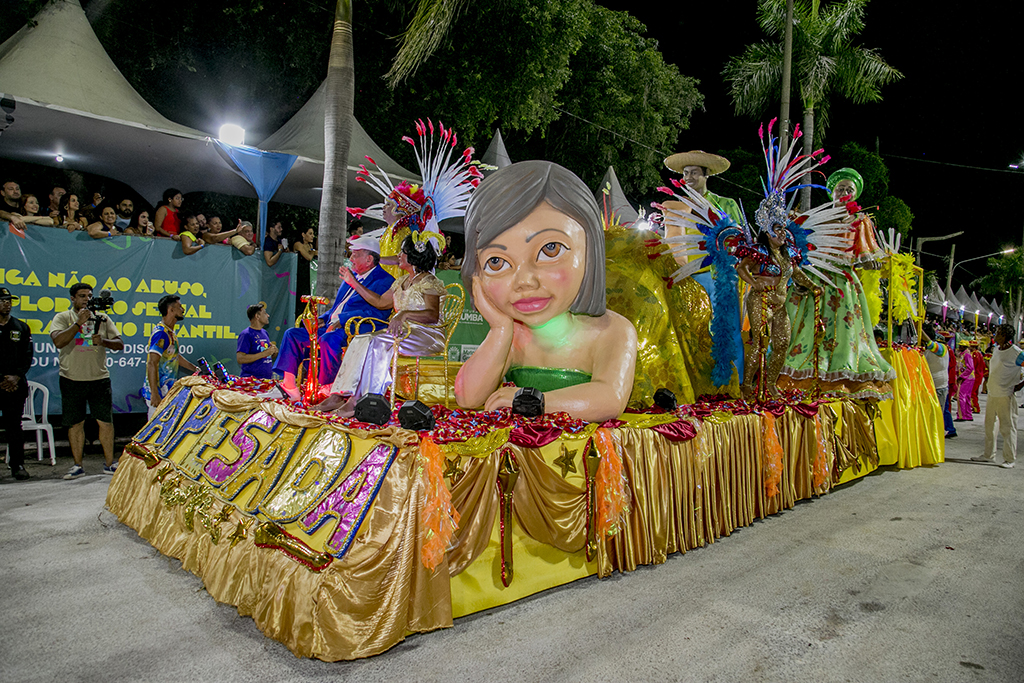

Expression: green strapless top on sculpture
xmin=504 ymin=366 xmax=592 ymax=392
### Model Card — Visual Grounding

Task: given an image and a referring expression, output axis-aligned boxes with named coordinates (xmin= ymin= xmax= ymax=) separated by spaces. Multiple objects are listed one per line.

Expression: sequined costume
xmin=329 ymin=272 xmax=446 ymax=399
xmin=779 ymin=267 xmax=895 ymax=400
xmin=737 ymin=240 xmax=819 ymax=398
xmin=957 ymin=348 xmax=975 ymax=421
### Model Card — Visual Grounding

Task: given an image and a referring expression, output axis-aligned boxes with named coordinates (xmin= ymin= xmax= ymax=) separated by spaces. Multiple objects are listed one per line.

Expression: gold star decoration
xmin=553 ymin=444 xmax=578 ymax=478
xmin=443 ymin=456 xmax=464 ymax=486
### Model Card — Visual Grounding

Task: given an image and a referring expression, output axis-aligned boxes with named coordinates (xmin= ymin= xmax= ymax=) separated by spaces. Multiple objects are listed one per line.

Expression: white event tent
xmin=0 ymin=0 xmax=415 ymax=218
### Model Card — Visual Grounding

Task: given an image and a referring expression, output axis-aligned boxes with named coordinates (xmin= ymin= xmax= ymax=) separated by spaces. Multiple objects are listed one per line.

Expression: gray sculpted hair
xmin=461 ymin=160 xmax=605 ymax=316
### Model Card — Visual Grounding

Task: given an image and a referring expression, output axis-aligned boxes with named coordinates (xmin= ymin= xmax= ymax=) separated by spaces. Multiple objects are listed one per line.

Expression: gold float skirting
xmin=451 ymin=408 xmax=844 ymax=616
xmin=106 ymin=449 xmax=453 ymax=662
xmin=876 ymin=348 xmax=945 ymax=468
xmin=106 ymin=377 xmax=940 ymax=660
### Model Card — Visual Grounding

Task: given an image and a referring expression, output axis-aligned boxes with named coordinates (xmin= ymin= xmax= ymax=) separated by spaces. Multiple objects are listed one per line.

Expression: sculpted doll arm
xmin=533 ymin=313 xmax=637 ymax=423
xmin=455 ymin=278 xmax=514 ymax=409
xmin=481 ymin=313 xmax=638 ymax=422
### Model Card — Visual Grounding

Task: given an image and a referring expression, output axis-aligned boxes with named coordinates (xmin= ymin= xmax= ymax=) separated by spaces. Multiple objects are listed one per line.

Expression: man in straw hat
xmin=663 ymin=150 xmax=743 ymax=227
xmin=662 ymin=150 xmax=746 ymax=386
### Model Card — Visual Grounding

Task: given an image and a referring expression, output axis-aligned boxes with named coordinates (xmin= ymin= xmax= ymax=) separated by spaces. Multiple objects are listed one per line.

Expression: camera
xmin=87 ymin=288 xmax=115 ymax=313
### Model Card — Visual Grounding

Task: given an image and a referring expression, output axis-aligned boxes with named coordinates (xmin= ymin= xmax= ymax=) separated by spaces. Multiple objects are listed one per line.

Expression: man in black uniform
xmin=0 ymin=287 xmax=33 ymax=480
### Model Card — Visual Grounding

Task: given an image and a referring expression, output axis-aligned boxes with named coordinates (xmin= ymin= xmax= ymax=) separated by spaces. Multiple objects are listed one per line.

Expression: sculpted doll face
xmin=476 ymin=202 xmax=587 ymax=327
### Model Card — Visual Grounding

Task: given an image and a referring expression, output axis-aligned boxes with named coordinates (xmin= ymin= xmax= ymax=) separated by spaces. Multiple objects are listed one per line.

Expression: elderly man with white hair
xmin=273 ymin=234 xmax=395 ymax=399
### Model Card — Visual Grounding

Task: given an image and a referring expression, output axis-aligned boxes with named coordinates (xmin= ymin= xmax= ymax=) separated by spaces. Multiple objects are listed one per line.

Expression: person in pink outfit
xmin=957 ymin=342 xmax=975 ymax=421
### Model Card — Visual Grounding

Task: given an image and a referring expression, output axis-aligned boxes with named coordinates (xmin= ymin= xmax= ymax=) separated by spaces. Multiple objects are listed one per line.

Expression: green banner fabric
xmin=1 ymin=226 xmax=296 ymax=414
xmin=436 ymin=269 xmax=489 ymax=362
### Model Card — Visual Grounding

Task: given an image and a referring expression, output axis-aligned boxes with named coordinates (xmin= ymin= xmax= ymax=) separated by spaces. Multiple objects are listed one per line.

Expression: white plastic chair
xmin=22 ymin=381 xmax=56 ymax=465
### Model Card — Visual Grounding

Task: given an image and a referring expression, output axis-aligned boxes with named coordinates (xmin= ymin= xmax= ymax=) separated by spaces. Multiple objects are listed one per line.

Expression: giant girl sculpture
xmin=454 ymin=161 xmax=638 ymax=422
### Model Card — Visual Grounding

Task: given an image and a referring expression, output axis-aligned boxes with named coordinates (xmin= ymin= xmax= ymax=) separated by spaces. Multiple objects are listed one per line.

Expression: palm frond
xmin=385 ymin=0 xmax=471 ymax=88
xmin=723 ymin=42 xmax=784 ymax=116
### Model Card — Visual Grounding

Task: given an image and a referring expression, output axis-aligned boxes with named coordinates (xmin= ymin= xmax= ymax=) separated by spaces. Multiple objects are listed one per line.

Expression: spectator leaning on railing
xmin=179 ymin=213 xmax=205 ymax=255
xmin=19 ymin=193 xmax=55 ymax=227
xmin=58 ymin=192 xmax=88 ymax=232
xmin=86 ymin=204 xmax=123 ymax=239
xmin=0 ymin=180 xmax=26 ymax=232
xmin=230 ymin=220 xmax=257 ymax=256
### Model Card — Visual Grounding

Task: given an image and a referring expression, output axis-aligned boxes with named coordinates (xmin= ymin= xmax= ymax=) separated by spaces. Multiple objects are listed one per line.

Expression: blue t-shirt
xmin=141 ymin=324 xmax=179 ymax=401
xmin=263 ymin=235 xmax=280 ymax=253
xmin=237 ymin=326 xmax=274 ymax=379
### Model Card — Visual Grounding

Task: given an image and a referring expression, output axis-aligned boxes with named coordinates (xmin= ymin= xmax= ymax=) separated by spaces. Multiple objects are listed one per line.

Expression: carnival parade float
xmin=106 ymin=121 xmax=944 ymax=660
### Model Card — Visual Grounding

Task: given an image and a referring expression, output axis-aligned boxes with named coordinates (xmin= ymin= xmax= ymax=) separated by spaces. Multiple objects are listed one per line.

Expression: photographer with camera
xmin=50 ymin=283 xmax=124 ymax=480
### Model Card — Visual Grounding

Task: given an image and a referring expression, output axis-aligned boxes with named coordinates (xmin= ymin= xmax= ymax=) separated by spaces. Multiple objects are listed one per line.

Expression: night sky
xmin=600 ymin=1 xmax=1024 ymax=293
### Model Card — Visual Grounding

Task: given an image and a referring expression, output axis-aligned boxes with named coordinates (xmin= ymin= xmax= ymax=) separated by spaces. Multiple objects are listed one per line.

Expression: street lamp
xmin=946 ymin=247 xmax=1016 ymax=293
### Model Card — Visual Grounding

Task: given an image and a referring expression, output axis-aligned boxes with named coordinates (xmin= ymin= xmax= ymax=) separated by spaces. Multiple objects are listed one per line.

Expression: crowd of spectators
xmin=0 ymin=180 xmax=328 ymax=262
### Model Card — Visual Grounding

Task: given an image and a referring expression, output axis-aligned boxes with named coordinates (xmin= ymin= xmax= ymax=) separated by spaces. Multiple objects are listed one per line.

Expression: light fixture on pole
xmin=218 ymin=123 xmax=245 ymax=146
xmin=946 ymin=247 xmax=1015 ymax=293
xmin=915 ymin=231 xmax=963 ymax=266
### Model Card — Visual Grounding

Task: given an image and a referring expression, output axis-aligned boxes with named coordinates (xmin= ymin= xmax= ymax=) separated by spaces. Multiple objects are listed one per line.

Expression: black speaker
xmin=354 ymin=393 xmax=391 ymax=425
xmin=398 ymin=400 xmax=436 ymax=431
xmin=653 ymin=387 xmax=677 ymax=411
xmin=511 ymin=387 xmax=545 ymax=417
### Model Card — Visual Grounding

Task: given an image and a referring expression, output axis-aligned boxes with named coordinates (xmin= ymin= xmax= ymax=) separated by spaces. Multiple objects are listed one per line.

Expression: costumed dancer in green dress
xmin=777 ymin=167 xmax=895 ymax=399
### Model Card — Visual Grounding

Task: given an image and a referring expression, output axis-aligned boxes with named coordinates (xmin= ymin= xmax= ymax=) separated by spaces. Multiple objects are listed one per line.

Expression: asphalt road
xmin=2 ymin=395 xmax=1022 ymax=682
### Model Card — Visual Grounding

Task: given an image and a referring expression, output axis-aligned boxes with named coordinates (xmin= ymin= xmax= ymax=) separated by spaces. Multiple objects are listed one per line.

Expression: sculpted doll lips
xmin=513 ymin=297 xmax=551 ymax=313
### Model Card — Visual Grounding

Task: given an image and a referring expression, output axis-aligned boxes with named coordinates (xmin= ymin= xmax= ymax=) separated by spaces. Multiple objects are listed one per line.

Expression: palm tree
xmin=723 ymin=0 xmax=902 ymax=209
xmin=318 ymin=0 xmax=470 ymax=298
xmin=317 ymin=0 xmax=355 ymax=299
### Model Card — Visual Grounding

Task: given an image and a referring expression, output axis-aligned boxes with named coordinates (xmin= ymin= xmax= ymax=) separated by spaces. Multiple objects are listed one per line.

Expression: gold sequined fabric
xmin=604 ymin=228 xmax=732 ymax=405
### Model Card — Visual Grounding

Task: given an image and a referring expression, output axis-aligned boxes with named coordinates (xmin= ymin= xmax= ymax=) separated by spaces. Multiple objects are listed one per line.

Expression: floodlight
xmin=219 ymin=124 xmax=245 ymax=146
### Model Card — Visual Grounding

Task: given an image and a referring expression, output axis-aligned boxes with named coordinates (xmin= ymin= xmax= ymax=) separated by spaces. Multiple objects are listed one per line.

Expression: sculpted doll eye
xmin=538 ymin=242 xmax=566 ymax=260
xmin=483 ymin=256 xmax=510 ymax=273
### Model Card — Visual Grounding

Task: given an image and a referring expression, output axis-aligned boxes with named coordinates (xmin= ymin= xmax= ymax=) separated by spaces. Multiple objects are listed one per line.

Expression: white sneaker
xmin=1001 ymin=461 xmax=1015 ymax=469
xmin=971 ymin=455 xmax=994 ymax=463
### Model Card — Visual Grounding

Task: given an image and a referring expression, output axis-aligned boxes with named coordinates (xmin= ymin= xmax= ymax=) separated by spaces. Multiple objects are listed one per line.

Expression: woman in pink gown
xmin=956 ymin=343 xmax=975 ymax=421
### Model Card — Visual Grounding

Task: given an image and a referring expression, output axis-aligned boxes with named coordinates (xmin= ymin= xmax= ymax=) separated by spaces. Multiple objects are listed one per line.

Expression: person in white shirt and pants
xmin=974 ymin=324 xmax=1024 ymax=468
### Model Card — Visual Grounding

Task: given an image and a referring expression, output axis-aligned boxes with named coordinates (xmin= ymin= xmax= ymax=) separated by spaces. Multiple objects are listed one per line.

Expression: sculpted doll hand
xmin=484 ymin=386 xmax=519 ymax=412
xmin=471 ymin=277 xmax=514 ymax=332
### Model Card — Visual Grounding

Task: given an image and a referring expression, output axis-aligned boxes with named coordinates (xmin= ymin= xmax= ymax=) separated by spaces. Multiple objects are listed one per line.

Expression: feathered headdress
xmin=348 ymin=119 xmax=484 ymax=255
xmin=753 ymin=118 xmax=850 ymax=280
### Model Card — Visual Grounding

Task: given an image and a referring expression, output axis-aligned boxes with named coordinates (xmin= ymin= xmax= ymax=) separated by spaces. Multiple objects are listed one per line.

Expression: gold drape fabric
xmin=876 ymin=348 xmax=945 ymax=468
xmin=110 ymin=378 xmax=941 ymax=661
xmin=106 ymin=397 xmax=450 ymax=662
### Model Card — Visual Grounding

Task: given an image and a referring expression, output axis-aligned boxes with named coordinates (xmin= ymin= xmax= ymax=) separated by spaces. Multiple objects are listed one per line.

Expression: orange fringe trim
xmin=761 ymin=413 xmax=783 ymax=498
xmin=594 ymin=428 xmax=630 ymax=537
xmin=419 ymin=437 xmax=460 ymax=571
